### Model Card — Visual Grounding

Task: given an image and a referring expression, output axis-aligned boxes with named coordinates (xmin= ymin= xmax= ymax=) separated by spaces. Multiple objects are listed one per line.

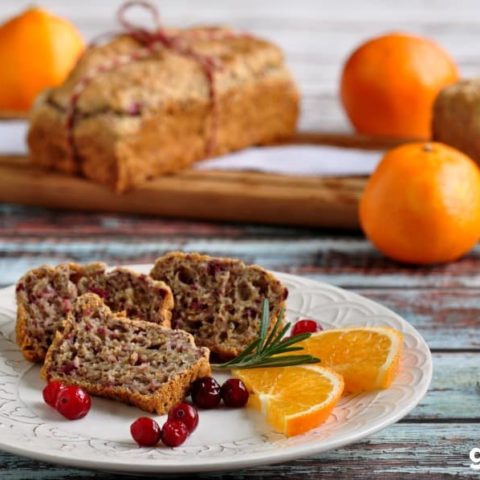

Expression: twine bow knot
xmin=66 ymin=0 xmax=239 ymax=166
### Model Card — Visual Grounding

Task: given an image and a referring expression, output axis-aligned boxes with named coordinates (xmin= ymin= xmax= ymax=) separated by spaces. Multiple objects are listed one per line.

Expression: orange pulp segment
xmin=233 ymin=365 xmax=344 ymax=437
xmin=297 ymin=326 xmax=403 ymax=393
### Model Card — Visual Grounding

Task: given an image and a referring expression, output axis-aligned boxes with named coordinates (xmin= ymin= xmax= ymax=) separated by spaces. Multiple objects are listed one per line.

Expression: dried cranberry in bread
xmin=41 ymin=293 xmax=210 ymax=414
xmin=150 ymin=252 xmax=288 ymax=360
xmin=16 ymin=263 xmax=173 ymax=362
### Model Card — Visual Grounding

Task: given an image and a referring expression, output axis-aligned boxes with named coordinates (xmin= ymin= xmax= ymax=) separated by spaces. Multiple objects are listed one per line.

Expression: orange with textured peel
xmin=0 ymin=7 xmax=84 ymax=111
xmin=340 ymin=32 xmax=459 ymax=139
xmin=297 ymin=326 xmax=404 ymax=393
xmin=233 ymin=365 xmax=344 ymax=437
xmin=360 ymin=142 xmax=480 ymax=265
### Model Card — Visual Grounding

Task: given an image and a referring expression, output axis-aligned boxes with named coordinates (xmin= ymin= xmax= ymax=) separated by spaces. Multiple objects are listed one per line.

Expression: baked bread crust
xmin=150 ymin=251 xmax=288 ymax=360
xmin=16 ymin=302 xmax=38 ymax=363
xmin=41 ymin=293 xmax=210 ymax=414
xmin=16 ymin=262 xmax=173 ymax=362
xmin=28 ymin=30 xmax=299 ymax=192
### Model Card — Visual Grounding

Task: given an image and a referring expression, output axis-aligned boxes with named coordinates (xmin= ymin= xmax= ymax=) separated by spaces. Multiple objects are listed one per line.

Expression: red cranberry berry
xmin=168 ymin=402 xmax=199 ymax=433
xmin=42 ymin=380 xmax=66 ymax=408
xmin=130 ymin=417 xmax=162 ymax=447
xmin=55 ymin=385 xmax=91 ymax=420
xmin=191 ymin=377 xmax=221 ymax=409
xmin=291 ymin=319 xmax=321 ymax=336
xmin=221 ymin=379 xmax=249 ymax=408
xmin=161 ymin=419 xmax=189 ymax=447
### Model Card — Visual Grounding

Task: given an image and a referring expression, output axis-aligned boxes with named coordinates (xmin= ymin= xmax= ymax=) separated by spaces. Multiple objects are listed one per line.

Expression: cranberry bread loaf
xmin=150 ymin=252 xmax=288 ymax=360
xmin=28 ymin=29 xmax=299 ymax=192
xmin=16 ymin=263 xmax=173 ymax=362
xmin=41 ymin=293 xmax=210 ymax=414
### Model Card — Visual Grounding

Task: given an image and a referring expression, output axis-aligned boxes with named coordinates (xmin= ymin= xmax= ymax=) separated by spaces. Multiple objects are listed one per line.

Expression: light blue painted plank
xmin=357 ymin=289 xmax=480 ymax=350
xmin=0 ymin=238 xmax=479 ymax=288
xmin=0 ymin=422 xmax=477 ymax=478
xmin=409 ymin=353 xmax=480 ymax=420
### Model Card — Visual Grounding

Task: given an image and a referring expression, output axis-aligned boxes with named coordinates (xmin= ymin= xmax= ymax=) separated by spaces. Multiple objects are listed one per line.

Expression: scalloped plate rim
xmin=0 ymin=265 xmax=433 ymax=473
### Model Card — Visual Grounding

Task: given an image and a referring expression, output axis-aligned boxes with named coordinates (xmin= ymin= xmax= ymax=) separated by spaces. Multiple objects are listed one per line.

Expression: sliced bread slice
xmin=16 ymin=263 xmax=173 ymax=362
xmin=150 ymin=251 xmax=288 ymax=360
xmin=41 ymin=293 xmax=210 ymax=414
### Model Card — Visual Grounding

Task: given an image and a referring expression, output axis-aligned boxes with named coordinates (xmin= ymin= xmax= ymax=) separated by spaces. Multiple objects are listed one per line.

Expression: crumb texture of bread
xmin=41 ymin=293 xmax=210 ymax=414
xmin=28 ymin=30 xmax=299 ymax=192
xmin=150 ymin=251 xmax=288 ymax=360
xmin=16 ymin=263 xmax=173 ymax=363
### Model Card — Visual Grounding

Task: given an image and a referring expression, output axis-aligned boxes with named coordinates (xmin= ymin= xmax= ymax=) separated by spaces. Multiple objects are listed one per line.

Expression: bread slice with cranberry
xmin=16 ymin=263 xmax=173 ymax=362
xmin=150 ymin=251 xmax=288 ymax=360
xmin=41 ymin=293 xmax=210 ymax=414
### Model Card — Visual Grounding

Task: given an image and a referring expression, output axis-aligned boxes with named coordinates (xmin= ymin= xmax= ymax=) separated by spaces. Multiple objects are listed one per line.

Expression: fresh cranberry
xmin=168 ymin=402 xmax=199 ymax=433
xmin=291 ymin=319 xmax=321 ymax=336
xmin=162 ymin=419 xmax=189 ymax=447
xmin=55 ymin=386 xmax=91 ymax=420
xmin=42 ymin=380 xmax=66 ymax=408
xmin=191 ymin=377 xmax=221 ymax=409
xmin=130 ymin=417 xmax=162 ymax=447
xmin=221 ymin=379 xmax=249 ymax=408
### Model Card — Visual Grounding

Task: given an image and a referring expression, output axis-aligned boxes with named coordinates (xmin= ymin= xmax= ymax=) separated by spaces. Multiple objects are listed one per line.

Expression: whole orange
xmin=340 ymin=33 xmax=459 ymax=139
xmin=359 ymin=142 xmax=480 ymax=264
xmin=0 ymin=7 xmax=84 ymax=112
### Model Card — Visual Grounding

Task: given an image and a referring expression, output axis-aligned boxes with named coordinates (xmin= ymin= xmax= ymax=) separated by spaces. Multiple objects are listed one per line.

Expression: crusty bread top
xmin=45 ymin=28 xmax=291 ymax=116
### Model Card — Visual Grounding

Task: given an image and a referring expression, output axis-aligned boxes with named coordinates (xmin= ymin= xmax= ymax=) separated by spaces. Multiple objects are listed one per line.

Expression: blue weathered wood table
xmin=1 ymin=0 xmax=480 ymax=477
xmin=0 ymin=203 xmax=478 ymax=479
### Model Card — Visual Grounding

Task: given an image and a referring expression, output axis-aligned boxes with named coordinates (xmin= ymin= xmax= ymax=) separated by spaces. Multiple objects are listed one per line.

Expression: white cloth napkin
xmin=0 ymin=120 xmax=28 ymax=155
xmin=195 ymin=145 xmax=381 ymax=176
xmin=0 ymin=120 xmax=382 ymax=177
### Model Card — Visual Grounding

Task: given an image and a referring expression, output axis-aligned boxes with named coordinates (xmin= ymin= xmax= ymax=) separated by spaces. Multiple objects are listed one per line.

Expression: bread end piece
xmin=16 ymin=302 xmax=44 ymax=362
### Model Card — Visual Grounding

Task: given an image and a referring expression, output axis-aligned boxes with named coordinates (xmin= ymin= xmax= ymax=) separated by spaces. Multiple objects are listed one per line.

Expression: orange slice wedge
xmin=233 ymin=365 xmax=344 ymax=437
xmin=297 ymin=326 xmax=403 ymax=393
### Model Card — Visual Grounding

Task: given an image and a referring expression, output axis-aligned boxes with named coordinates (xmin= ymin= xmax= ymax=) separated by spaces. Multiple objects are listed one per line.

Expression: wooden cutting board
xmin=0 ymin=133 xmax=402 ymax=229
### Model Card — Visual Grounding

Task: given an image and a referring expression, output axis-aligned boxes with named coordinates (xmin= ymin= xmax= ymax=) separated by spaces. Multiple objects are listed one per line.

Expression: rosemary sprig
xmin=214 ymin=299 xmax=320 ymax=370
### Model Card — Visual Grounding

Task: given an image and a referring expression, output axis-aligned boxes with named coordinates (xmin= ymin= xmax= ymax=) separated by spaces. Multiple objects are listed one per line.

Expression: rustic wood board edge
xmin=0 ymin=132 xmax=404 ymax=229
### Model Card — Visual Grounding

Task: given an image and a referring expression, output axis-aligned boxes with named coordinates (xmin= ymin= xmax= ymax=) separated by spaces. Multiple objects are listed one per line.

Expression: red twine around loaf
xmin=65 ymin=0 xmax=244 ymax=168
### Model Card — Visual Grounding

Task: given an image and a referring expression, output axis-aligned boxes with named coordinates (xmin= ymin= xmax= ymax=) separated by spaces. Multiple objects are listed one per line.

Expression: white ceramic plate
xmin=0 ymin=265 xmax=432 ymax=474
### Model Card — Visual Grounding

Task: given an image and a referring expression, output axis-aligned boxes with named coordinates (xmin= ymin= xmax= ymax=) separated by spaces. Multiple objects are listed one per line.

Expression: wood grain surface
xmin=0 ymin=130 xmax=398 ymax=230
xmin=0 ymin=150 xmax=366 ymax=230
xmin=1 ymin=1 xmax=480 ymax=478
xmin=0 ymin=205 xmax=479 ymax=479
xmin=0 ymin=128 xmax=409 ymax=229
xmin=0 ymin=424 xmax=477 ymax=479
